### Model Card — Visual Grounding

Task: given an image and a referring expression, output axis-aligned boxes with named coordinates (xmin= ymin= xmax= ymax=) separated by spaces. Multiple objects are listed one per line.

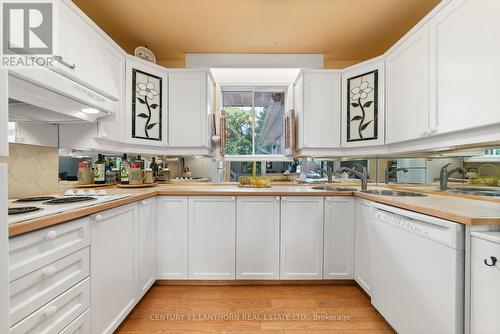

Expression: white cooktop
xmin=8 ymin=191 xmax=130 ymax=225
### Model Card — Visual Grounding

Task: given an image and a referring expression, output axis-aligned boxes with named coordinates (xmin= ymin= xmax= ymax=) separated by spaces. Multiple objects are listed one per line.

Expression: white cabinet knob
xmin=43 ymin=305 xmax=58 ymax=317
xmin=45 ymin=231 xmax=57 ymax=240
xmin=95 ymin=214 xmax=104 ymax=222
xmin=42 ymin=266 xmax=57 ymax=277
xmin=230 ymin=196 xmax=235 ymax=201
xmin=141 ymin=199 xmax=152 ymax=206
xmin=275 ymin=196 xmax=280 ymax=201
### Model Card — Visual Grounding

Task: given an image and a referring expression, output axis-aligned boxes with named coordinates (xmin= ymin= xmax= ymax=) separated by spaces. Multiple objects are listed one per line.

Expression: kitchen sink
xmin=362 ymin=190 xmax=428 ymax=197
xmin=446 ymin=187 xmax=500 ymax=197
xmin=311 ymin=186 xmax=357 ymax=191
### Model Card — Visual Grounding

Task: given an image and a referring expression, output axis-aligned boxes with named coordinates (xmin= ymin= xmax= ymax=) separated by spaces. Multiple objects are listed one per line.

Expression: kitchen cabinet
xmin=0 ymin=164 xmax=8 ymax=334
xmin=428 ymin=0 xmax=500 ymax=136
xmin=280 ymin=197 xmax=324 ymax=279
xmin=236 ymin=197 xmax=280 ymax=279
xmin=52 ymin=1 xmax=123 ymax=100
xmin=156 ymin=197 xmax=189 ymax=279
xmin=125 ymin=57 xmax=168 ymax=146
xmin=470 ymin=232 xmax=500 ymax=334
xmin=168 ymin=70 xmax=214 ymax=150
xmin=341 ymin=58 xmax=385 ymax=147
xmin=293 ymin=70 xmax=341 ymax=153
xmin=354 ymin=199 xmax=373 ymax=295
xmin=324 ymin=197 xmax=355 ymax=279
xmin=386 ymin=25 xmax=430 ymax=143
xmin=0 ymin=70 xmax=7 ymax=157
xmin=188 ymin=197 xmax=236 ymax=279
xmin=138 ymin=198 xmax=157 ymax=297
xmin=91 ymin=203 xmax=138 ymax=334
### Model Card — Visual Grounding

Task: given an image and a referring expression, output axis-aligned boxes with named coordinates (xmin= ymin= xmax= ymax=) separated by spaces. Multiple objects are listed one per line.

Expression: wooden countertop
xmin=8 ymin=184 xmax=500 ymax=237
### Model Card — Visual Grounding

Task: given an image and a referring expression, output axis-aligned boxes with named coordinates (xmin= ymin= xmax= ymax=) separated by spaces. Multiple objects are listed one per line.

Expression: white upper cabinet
xmin=53 ymin=1 xmax=123 ymax=100
xmin=236 ymin=197 xmax=280 ymax=280
xmin=386 ymin=25 xmax=430 ymax=143
xmin=323 ymin=197 xmax=355 ymax=279
xmin=280 ymin=197 xmax=324 ymax=279
xmin=428 ymin=0 xmax=500 ymax=135
xmin=294 ymin=70 xmax=341 ymax=152
xmin=341 ymin=58 xmax=385 ymax=147
xmin=168 ymin=70 xmax=215 ymax=150
xmin=125 ymin=57 xmax=168 ymax=146
xmin=188 ymin=197 xmax=236 ymax=279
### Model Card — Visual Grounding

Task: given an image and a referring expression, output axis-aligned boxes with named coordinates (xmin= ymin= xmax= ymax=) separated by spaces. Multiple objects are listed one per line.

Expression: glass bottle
xmin=94 ymin=154 xmax=106 ymax=184
xmin=120 ymin=154 xmax=130 ymax=184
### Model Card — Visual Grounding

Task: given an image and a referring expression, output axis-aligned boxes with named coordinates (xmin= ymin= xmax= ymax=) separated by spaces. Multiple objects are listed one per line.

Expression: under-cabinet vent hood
xmin=8 ymin=68 xmax=117 ymax=123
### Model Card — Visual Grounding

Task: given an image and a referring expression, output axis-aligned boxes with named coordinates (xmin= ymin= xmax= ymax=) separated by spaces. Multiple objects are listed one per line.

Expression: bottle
xmin=94 ymin=154 xmax=106 ymax=184
xmin=150 ymin=157 xmax=159 ymax=175
xmin=120 ymin=154 xmax=130 ymax=184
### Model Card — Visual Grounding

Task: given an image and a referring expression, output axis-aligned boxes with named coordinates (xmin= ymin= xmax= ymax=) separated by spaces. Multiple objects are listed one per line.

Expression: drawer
xmin=59 ymin=308 xmax=91 ymax=334
xmin=10 ymin=218 xmax=90 ymax=281
xmin=10 ymin=277 xmax=90 ymax=334
xmin=10 ymin=248 xmax=90 ymax=325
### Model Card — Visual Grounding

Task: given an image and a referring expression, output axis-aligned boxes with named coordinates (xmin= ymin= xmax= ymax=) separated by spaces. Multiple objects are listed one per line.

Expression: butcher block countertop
xmin=8 ymin=183 xmax=500 ymax=237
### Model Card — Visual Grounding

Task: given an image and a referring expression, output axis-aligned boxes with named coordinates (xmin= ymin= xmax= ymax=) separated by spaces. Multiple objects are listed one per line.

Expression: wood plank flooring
xmin=117 ymin=283 xmax=394 ymax=333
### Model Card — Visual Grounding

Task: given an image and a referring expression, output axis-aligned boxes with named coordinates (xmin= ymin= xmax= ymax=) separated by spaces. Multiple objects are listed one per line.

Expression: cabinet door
xmin=299 ymin=72 xmax=341 ymax=149
xmin=470 ymin=235 xmax=500 ymax=334
xmin=91 ymin=203 xmax=138 ymax=334
xmin=125 ymin=57 xmax=167 ymax=146
xmin=168 ymin=71 xmax=212 ymax=148
xmin=429 ymin=0 xmax=500 ymax=134
xmin=53 ymin=1 xmax=121 ymax=100
xmin=324 ymin=197 xmax=355 ymax=279
xmin=138 ymin=198 xmax=157 ymax=296
xmin=280 ymin=197 xmax=324 ymax=279
xmin=386 ymin=26 xmax=430 ymax=143
xmin=156 ymin=197 xmax=188 ymax=279
xmin=189 ymin=197 xmax=236 ymax=279
xmin=341 ymin=59 xmax=385 ymax=147
xmin=236 ymin=197 xmax=280 ymax=279
xmin=0 ymin=71 xmax=7 ymax=157
xmin=0 ymin=165 xmax=7 ymax=334
xmin=354 ymin=199 xmax=373 ymax=295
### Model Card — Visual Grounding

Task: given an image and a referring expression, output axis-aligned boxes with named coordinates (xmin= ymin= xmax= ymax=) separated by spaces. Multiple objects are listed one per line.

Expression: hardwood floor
xmin=117 ymin=283 xmax=394 ymax=333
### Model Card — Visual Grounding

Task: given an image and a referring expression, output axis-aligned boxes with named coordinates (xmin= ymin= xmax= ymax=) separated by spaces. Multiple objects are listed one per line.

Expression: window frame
xmin=221 ymin=86 xmax=290 ymax=161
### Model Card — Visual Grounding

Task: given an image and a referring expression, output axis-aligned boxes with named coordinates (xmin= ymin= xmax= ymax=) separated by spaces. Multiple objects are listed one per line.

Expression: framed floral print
xmin=346 ymin=70 xmax=378 ymax=142
xmin=132 ymin=69 xmax=162 ymax=141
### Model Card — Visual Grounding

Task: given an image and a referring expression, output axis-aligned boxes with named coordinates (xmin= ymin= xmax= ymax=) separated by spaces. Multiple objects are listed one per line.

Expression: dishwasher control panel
xmin=374 ymin=209 xmax=456 ymax=247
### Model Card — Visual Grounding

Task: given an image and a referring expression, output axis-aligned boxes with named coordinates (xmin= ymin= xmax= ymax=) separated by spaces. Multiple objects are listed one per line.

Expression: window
xmin=223 ymin=90 xmax=285 ymax=156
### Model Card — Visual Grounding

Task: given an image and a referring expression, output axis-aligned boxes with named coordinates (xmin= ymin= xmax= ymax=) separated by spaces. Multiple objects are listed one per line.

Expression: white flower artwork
xmin=132 ymin=69 xmax=162 ymax=140
xmin=347 ymin=70 xmax=378 ymax=142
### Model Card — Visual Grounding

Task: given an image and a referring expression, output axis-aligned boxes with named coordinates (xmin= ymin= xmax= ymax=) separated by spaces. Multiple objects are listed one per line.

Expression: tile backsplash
xmin=8 ymin=143 xmax=59 ymax=199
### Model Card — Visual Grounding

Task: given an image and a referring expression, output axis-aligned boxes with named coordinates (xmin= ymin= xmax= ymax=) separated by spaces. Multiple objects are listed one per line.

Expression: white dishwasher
xmin=371 ymin=203 xmax=464 ymax=334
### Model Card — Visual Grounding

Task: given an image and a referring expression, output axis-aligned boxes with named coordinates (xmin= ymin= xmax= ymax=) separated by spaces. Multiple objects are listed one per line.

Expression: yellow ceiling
xmin=74 ymin=0 xmax=441 ymax=68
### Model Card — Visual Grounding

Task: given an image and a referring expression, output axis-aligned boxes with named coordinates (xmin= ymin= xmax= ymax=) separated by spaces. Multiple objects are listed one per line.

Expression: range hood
xmin=8 ymin=68 xmax=117 ymax=123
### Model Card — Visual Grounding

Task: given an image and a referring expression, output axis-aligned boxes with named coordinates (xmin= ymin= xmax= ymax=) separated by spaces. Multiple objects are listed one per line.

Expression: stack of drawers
xmin=8 ymin=217 xmax=91 ymax=334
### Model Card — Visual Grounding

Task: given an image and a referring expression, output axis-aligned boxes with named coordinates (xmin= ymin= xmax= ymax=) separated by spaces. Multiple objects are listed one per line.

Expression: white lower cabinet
xmin=138 ymin=198 xmax=157 ymax=297
xmin=236 ymin=197 xmax=280 ymax=279
xmin=470 ymin=232 xmax=500 ymax=334
xmin=189 ymin=197 xmax=236 ymax=279
xmin=354 ymin=199 xmax=373 ymax=295
xmin=280 ymin=197 xmax=324 ymax=279
xmin=324 ymin=197 xmax=355 ymax=279
xmin=91 ymin=203 xmax=138 ymax=334
xmin=156 ymin=197 xmax=189 ymax=279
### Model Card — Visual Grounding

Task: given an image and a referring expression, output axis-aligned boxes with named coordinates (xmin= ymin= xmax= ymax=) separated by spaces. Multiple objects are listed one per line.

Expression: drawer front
xmin=10 ymin=278 xmax=90 ymax=334
xmin=10 ymin=218 xmax=90 ymax=281
xmin=471 ymin=236 xmax=500 ymax=334
xmin=59 ymin=308 xmax=91 ymax=334
xmin=10 ymin=248 xmax=90 ymax=325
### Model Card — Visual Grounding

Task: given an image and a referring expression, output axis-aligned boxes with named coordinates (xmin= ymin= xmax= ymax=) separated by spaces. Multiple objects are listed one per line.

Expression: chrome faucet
xmin=385 ymin=168 xmax=409 ymax=184
xmin=336 ymin=167 xmax=368 ymax=191
xmin=439 ymin=163 xmax=465 ymax=191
